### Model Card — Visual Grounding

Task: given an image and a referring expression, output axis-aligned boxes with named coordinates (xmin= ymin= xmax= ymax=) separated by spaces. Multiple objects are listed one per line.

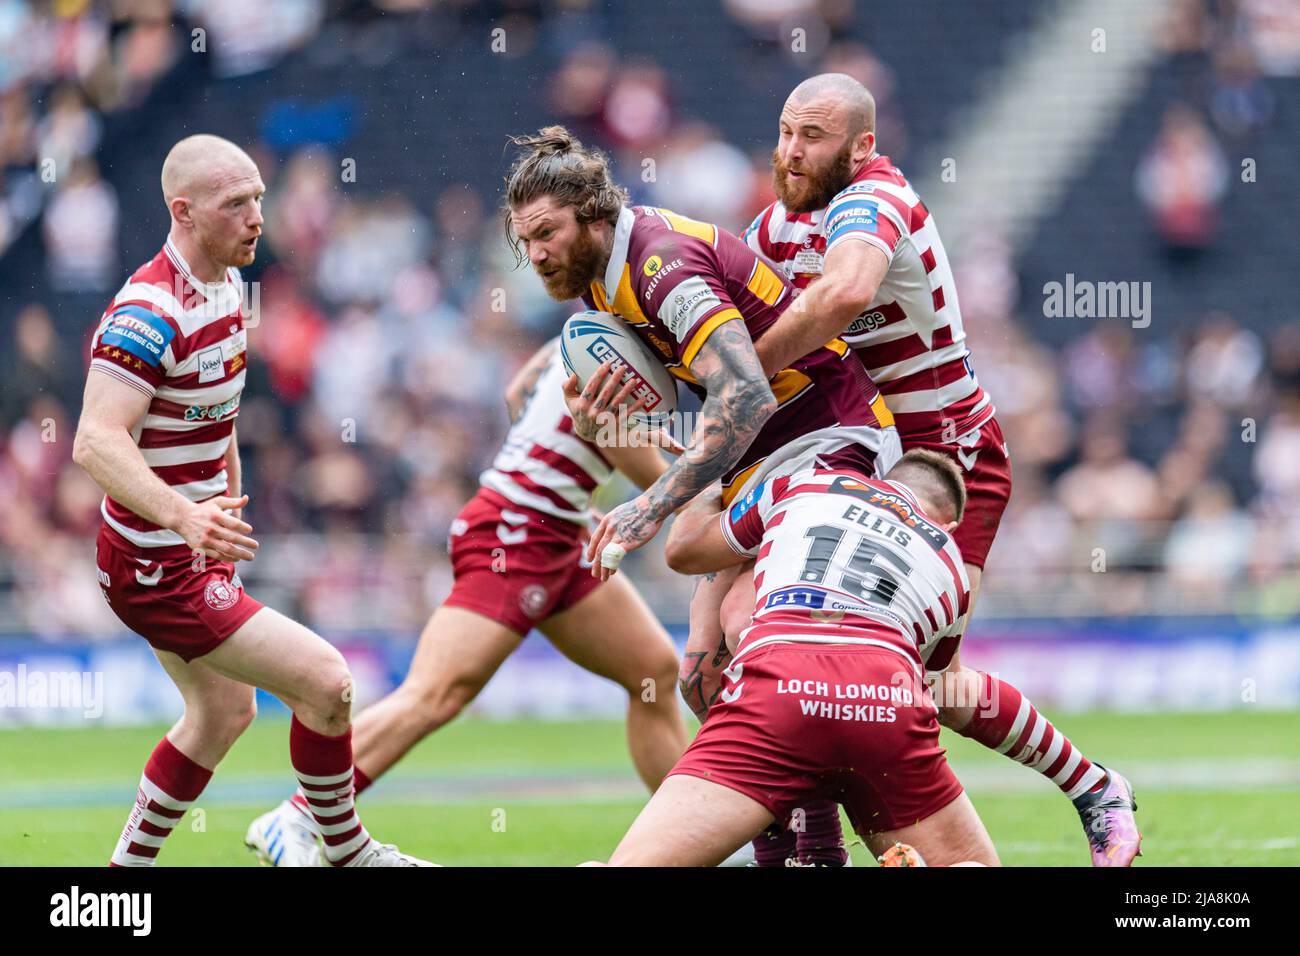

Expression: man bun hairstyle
xmin=503 ymin=125 xmax=629 ymax=264
xmin=886 ymin=448 xmax=967 ymax=524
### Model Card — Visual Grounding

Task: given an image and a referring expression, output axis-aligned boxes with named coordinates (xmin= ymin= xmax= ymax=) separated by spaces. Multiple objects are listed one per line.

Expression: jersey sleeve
xmin=633 ymin=233 xmax=743 ymax=372
xmin=89 ymin=303 xmax=178 ymax=396
xmin=823 ymin=183 xmax=905 ymax=260
xmin=718 ymin=475 xmax=786 ymax=556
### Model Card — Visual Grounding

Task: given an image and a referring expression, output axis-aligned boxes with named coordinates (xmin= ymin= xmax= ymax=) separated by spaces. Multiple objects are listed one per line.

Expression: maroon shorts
xmin=95 ymin=524 xmax=264 ymax=662
xmin=905 ymin=415 xmax=1012 ymax=570
xmin=670 ymin=641 xmax=964 ymax=835
xmin=443 ymin=488 xmax=602 ymax=636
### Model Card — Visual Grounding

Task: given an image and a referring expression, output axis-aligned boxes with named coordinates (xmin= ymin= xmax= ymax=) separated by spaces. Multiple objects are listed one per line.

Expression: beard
xmin=536 ymin=225 xmax=604 ymax=301
xmin=772 ymin=141 xmax=855 ymax=214
xmin=196 ymin=223 xmax=257 ymax=273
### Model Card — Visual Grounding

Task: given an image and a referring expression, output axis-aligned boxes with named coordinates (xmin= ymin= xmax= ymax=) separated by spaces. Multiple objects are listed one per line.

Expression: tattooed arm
xmin=503 ymin=338 xmax=557 ymax=423
xmin=585 ymin=319 xmax=777 ymax=577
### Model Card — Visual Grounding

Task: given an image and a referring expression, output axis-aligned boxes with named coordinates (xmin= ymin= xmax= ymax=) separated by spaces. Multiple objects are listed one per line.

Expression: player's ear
xmin=170 ymin=196 xmax=193 ymax=227
xmin=854 ymin=129 xmax=875 ymax=164
xmin=942 ymin=519 xmax=958 ymax=533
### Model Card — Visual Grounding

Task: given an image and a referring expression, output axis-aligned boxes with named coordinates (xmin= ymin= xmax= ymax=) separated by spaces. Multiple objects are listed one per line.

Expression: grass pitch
xmin=1 ymin=710 xmax=1296 ymax=866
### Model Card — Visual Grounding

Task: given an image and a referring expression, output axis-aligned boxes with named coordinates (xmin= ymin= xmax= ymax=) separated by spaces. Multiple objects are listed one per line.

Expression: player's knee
xmin=628 ymin=654 xmax=679 ymax=709
xmin=298 ymin=651 xmax=354 ymax=729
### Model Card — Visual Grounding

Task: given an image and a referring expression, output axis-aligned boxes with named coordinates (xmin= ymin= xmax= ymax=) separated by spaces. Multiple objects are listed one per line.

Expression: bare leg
xmin=861 ymin=791 xmax=1000 ymax=867
xmin=540 ymin=574 xmax=688 ymax=789
xmin=153 ymin=648 xmax=257 ymax=769
xmin=932 ymin=563 xmax=984 ymax=730
xmin=201 ymin=606 xmax=356 ymax=735
xmin=608 ymin=774 xmax=775 ymax=866
xmin=349 ymin=606 xmax=523 ymax=781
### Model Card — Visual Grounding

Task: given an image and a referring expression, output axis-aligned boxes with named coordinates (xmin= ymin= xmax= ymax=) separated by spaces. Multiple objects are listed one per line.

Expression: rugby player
xmin=74 ymin=135 xmax=431 ymax=866
xmin=505 ymin=125 xmax=901 ymax=865
xmin=598 ymin=450 xmax=998 ymax=867
xmin=245 ymin=339 xmax=690 ymax=865
xmin=737 ymin=73 xmax=1140 ymax=866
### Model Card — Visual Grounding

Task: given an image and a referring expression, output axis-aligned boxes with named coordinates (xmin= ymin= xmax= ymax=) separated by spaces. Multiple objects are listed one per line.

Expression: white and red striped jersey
xmin=744 ymin=154 xmax=992 ymax=441
xmin=89 ymin=238 xmax=248 ymax=549
xmin=480 ymin=349 xmax=614 ymax=525
xmin=721 ymin=468 xmax=970 ymax=673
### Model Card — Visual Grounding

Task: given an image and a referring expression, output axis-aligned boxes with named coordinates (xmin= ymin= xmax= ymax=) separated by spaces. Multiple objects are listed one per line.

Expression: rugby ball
xmin=560 ymin=311 xmax=678 ymax=429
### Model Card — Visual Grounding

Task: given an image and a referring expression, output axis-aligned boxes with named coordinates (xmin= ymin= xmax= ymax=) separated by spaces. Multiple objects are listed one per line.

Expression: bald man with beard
xmin=734 ymin=74 xmax=1140 ymax=867
xmin=74 ymin=135 xmax=433 ymax=867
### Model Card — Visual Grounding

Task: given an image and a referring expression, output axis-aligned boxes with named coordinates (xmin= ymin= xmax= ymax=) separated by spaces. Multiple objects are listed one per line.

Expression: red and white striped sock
xmin=110 ymin=736 xmax=212 ymax=867
xmin=959 ymin=672 xmax=1106 ymax=800
xmin=290 ymin=716 xmax=372 ymax=866
xmin=290 ymin=766 xmax=372 ymax=826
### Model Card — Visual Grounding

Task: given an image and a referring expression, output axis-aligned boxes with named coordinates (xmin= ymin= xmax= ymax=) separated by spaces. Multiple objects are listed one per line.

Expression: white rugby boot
xmin=245 ymin=800 xmax=325 ymax=867
xmin=344 ymin=840 xmax=440 ymax=867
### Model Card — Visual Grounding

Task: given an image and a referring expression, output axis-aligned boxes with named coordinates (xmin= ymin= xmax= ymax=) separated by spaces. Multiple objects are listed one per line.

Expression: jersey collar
xmin=601 ymin=206 xmax=635 ymax=298
xmin=164 ymin=236 xmax=228 ymax=300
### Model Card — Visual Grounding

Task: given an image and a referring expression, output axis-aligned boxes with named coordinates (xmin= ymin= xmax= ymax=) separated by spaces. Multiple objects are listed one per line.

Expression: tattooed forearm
xmin=677 ymin=634 xmax=731 ymax=723
xmin=638 ymin=321 xmax=776 ymax=522
xmin=504 ymin=338 xmax=557 ymax=423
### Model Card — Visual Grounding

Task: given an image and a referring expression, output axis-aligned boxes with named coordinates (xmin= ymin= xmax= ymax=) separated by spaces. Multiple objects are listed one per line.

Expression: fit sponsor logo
xmin=0 ymin=665 xmax=103 ymax=718
xmin=50 ymin=886 xmax=151 ymax=936
xmin=1042 ymin=273 xmax=1152 ymax=329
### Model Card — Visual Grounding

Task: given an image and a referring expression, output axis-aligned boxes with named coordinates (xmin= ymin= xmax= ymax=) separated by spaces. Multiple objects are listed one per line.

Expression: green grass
xmin=1 ymin=710 xmax=1296 ymax=866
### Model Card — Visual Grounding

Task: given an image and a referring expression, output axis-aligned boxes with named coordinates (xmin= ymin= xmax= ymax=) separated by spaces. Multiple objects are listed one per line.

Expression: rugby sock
xmin=959 ymin=672 xmax=1106 ymax=800
xmin=110 ymin=736 xmax=212 ymax=867
xmin=289 ymin=766 xmax=373 ymax=824
xmin=752 ymin=823 xmax=797 ymax=867
xmin=795 ymin=799 xmax=849 ymax=866
xmin=290 ymin=716 xmax=372 ymax=866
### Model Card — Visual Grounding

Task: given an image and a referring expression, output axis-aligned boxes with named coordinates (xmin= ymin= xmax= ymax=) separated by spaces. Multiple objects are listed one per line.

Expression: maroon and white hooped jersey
xmin=721 ymin=468 xmax=970 ymax=673
xmin=89 ymin=239 xmax=248 ymax=549
xmin=743 ymin=154 xmax=992 ymax=441
xmin=479 ymin=349 xmax=614 ymax=525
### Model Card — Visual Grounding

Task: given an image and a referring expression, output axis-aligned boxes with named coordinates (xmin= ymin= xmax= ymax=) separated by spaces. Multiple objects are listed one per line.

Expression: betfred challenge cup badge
xmin=204 ymin=578 xmax=240 ymax=611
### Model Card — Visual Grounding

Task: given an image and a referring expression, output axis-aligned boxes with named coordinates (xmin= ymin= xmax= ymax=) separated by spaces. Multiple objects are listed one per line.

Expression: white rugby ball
xmin=560 ymin=311 xmax=678 ymax=429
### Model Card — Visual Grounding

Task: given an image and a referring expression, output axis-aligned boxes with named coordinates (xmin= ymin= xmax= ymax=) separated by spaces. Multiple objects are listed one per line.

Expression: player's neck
xmin=167 ymin=228 xmax=227 ymax=285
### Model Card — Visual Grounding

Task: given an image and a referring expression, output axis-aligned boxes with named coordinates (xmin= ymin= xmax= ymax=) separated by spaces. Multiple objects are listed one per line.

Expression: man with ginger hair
xmin=75 ymin=134 xmax=432 ymax=867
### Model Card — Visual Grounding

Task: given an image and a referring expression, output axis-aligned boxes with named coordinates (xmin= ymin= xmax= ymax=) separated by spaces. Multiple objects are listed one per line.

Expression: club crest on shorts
xmin=518 ymin=584 xmax=548 ymax=619
xmin=204 ymin=578 xmax=240 ymax=611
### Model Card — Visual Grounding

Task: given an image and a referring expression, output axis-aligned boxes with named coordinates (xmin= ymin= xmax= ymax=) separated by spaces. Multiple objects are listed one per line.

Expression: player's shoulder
xmin=625 ymin=205 xmax=731 ymax=298
xmin=829 ymin=156 xmax=912 ymax=206
xmin=107 ymin=247 xmax=186 ymax=327
xmin=628 ymin=206 xmax=721 ymax=261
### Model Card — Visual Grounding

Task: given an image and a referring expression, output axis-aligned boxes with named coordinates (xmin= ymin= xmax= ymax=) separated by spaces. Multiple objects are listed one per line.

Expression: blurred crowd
xmin=1 ymin=0 xmax=1298 ymax=638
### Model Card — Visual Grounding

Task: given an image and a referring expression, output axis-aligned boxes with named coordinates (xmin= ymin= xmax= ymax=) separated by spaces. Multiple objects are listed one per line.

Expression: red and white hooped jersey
xmin=721 ymin=468 xmax=970 ymax=673
xmin=743 ymin=154 xmax=992 ymax=441
xmin=89 ymin=238 xmax=248 ymax=549
xmin=480 ymin=349 xmax=614 ymax=525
